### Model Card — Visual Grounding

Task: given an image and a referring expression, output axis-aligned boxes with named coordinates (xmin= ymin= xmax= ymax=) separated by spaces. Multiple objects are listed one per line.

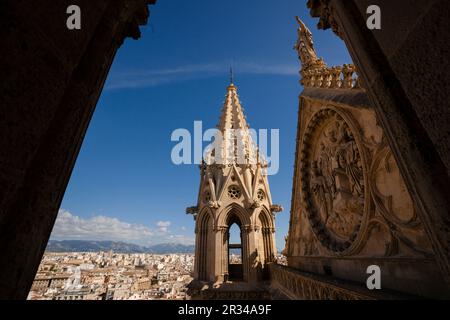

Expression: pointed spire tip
xmin=227 ymin=67 xmax=236 ymax=90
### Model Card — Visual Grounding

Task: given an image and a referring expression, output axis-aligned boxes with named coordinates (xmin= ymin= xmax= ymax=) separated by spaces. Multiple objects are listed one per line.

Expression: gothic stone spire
xmin=206 ymin=81 xmax=260 ymax=166
xmin=187 ymin=80 xmax=280 ymax=288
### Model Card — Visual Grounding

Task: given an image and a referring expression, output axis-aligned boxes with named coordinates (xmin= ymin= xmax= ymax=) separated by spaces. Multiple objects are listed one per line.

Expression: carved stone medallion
xmin=300 ymin=108 xmax=367 ymax=253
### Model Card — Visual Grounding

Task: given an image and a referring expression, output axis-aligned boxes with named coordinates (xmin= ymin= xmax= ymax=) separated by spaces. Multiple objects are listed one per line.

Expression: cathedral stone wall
xmin=286 ymin=89 xmax=448 ymax=298
xmin=279 ymin=9 xmax=450 ymax=300
xmin=306 ymin=0 xmax=450 ymax=286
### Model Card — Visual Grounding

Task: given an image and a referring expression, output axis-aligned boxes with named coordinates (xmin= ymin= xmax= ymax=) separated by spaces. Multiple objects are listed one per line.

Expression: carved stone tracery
xmin=300 ymin=108 xmax=367 ymax=253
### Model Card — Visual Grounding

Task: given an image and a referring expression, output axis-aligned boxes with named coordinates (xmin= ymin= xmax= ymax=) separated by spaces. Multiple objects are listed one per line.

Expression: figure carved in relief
xmin=311 ymin=161 xmax=333 ymax=224
xmin=310 ymin=117 xmax=364 ymax=240
xmin=334 ymin=126 xmax=363 ymax=197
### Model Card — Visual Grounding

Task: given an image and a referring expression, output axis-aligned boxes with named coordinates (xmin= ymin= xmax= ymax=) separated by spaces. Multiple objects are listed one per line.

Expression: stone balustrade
xmin=301 ymin=64 xmax=361 ymax=89
xmin=268 ymin=263 xmax=414 ymax=300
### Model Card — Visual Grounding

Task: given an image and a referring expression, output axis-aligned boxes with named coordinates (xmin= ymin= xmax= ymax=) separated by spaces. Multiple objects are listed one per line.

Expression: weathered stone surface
xmin=285 ymin=14 xmax=450 ymax=299
xmin=302 ymin=87 xmax=372 ymax=109
xmin=0 ymin=0 xmax=156 ymax=300
xmin=269 ymin=263 xmax=418 ymax=300
xmin=303 ymin=0 xmax=450 ymax=289
xmin=287 ymin=92 xmax=448 ymax=298
xmin=187 ymin=82 xmax=279 ymax=298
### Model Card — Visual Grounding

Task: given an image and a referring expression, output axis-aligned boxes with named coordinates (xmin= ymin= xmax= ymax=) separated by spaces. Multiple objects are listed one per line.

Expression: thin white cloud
xmin=51 ymin=209 xmax=153 ymax=242
xmin=156 ymin=221 xmax=171 ymax=227
xmin=105 ymin=61 xmax=298 ymax=90
xmin=156 ymin=220 xmax=171 ymax=233
xmin=51 ymin=209 xmax=193 ymax=246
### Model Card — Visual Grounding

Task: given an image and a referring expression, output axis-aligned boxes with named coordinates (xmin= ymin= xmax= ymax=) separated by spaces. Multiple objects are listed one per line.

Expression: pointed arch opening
xmin=227 ymin=218 xmax=243 ymax=281
xmin=219 ymin=205 xmax=251 ymax=283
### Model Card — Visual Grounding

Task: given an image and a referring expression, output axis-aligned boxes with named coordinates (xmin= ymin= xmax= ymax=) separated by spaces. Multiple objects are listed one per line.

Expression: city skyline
xmin=29 ymin=252 xmax=195 ymax=300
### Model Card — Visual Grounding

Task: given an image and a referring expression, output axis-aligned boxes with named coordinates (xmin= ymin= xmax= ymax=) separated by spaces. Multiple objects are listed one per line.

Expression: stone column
xmin=193 ymin=226 xmax=201 ymax=280
xmin=213 ymin=226 xmax=228 ymax=283
xmin=271 ymin=227 xmax=277 ymax=258
xmin=244 ymin=225 xmax=261 ymax=284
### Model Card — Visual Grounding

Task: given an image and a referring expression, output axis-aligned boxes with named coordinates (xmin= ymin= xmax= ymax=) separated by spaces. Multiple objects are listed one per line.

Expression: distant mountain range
xmin=46 ymin=240 xmax=194 ymax=254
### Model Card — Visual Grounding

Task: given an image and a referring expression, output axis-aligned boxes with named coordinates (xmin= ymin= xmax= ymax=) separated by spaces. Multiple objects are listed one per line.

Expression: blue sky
xmin=50 ymin=0 xmax=351 ymax=249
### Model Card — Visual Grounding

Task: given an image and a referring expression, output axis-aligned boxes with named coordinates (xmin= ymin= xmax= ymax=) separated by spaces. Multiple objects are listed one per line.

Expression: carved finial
xmin=292 ymin=18 xmax=361 ymax=90
xmin=295 ymin=16 xmax=309 ymax=33
xmin=294 ymin=16 xmax=325 ymax=71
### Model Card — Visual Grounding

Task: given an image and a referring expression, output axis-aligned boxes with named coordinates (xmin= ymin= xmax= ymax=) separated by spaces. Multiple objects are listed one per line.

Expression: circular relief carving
xmin=203 ymin=191 xmax=211 ymax=203
xmin=300 ymin=108 xmax=367 ymax=254
xmin=257 ymin=189 xmax=265 ymax=201
xmin=227 ymin=185 xmax=241 ymax=199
